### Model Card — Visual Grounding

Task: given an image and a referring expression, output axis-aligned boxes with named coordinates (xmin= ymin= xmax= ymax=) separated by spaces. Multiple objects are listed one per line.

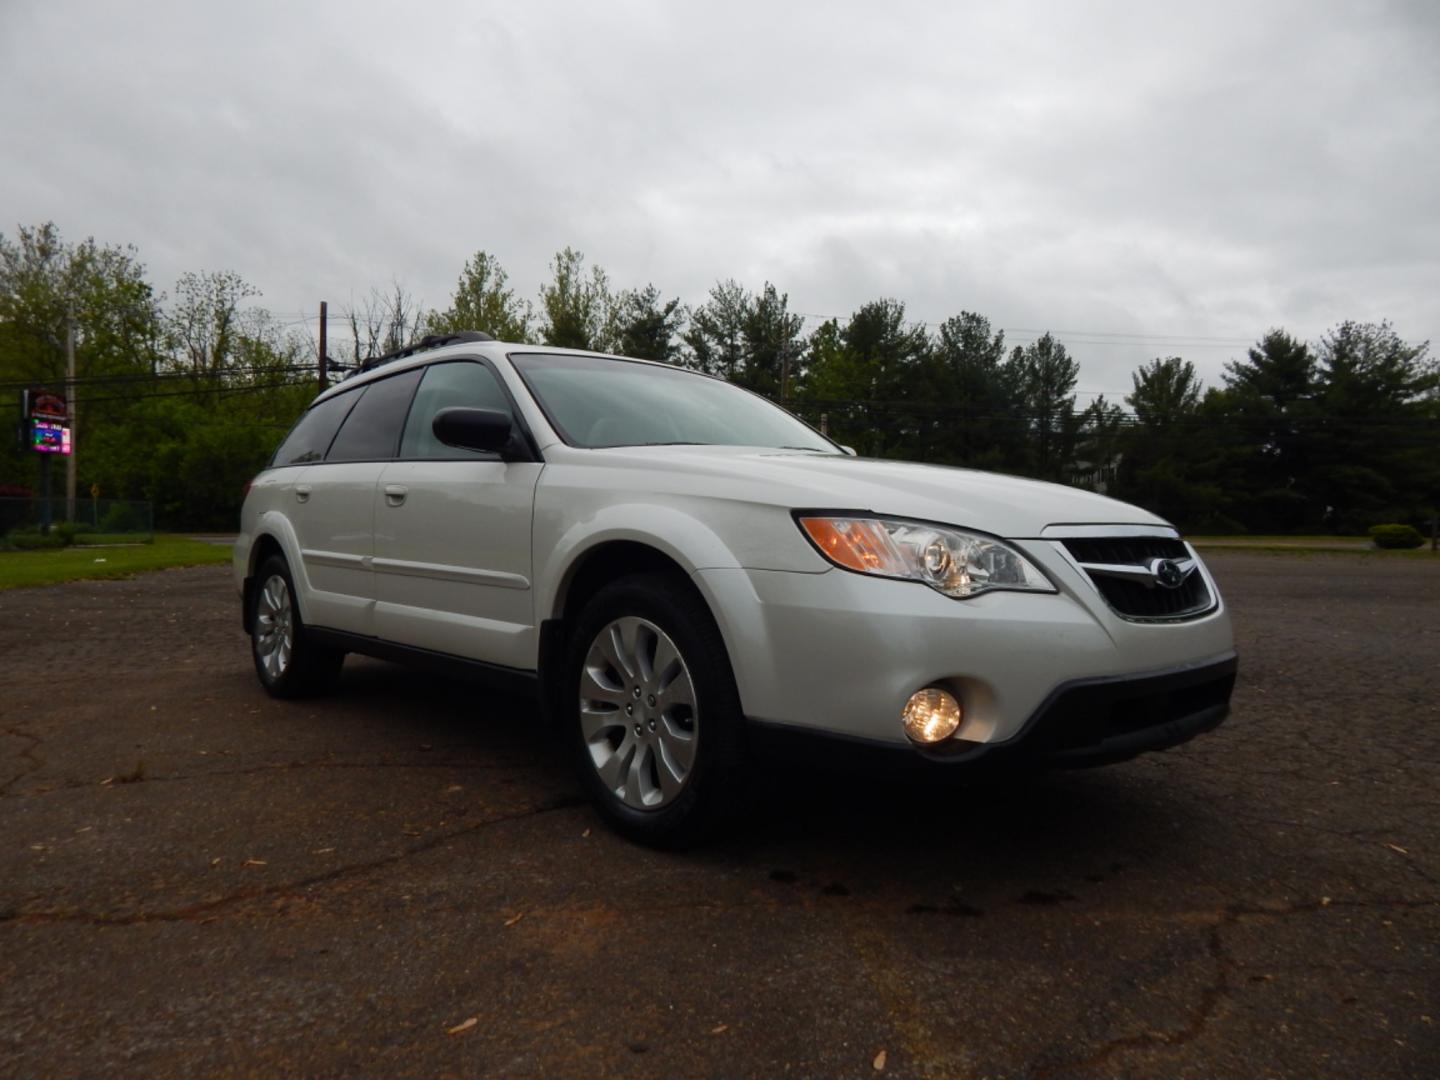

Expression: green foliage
xmin=538 ymin=247 xmax=613 ymax=351
xmin=613 ymin=284 xmax=684 ymax=363
xmin=428 ymin=251 xmax=532 ymax=342
xmin=1369 ymin=524 xmax=1424 ymax=549
xmin=5 ymin=530 xmax=66 ymax=550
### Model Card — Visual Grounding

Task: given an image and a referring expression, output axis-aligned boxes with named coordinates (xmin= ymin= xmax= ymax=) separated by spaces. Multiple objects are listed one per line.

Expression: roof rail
xmin=359 ymin=330 xmax=495 ymax=373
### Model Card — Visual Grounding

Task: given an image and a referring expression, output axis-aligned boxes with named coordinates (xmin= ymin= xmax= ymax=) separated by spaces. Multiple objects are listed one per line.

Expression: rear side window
xmin=327 ymin=369 xmax=423 ymax=462
xmin=400 ymin=361 xmax=514 ymax=459
xmin=271 ymin=390 xmax=358 ymax=466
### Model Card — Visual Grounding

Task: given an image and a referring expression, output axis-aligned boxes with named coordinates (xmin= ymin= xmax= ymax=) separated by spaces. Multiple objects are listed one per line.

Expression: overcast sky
xmin=2 ymin=0 xmax=1436 ymax=399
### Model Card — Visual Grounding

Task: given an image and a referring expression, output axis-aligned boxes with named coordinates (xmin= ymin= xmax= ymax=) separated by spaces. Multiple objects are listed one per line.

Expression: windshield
xmin=509 ymin=352 xmax=838 ymax=452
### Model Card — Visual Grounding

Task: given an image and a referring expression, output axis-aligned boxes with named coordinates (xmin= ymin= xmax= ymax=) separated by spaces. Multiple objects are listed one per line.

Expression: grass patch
xmin=0 ymin=534 xmax=231 ymax=590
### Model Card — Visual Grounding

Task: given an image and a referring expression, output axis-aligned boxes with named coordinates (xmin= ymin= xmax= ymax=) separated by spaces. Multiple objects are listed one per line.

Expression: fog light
xmin=902 ymin=688 xmax=962 ymax=744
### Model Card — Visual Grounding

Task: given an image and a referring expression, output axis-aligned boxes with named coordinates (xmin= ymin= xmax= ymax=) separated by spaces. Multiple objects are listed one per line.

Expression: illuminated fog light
xmin=902 ymin=688 xmax=963 ymax=745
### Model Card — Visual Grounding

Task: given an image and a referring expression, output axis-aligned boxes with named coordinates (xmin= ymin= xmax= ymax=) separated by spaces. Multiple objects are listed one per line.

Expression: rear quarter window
xmin=271 ymin=390 xmax=358 ymax=466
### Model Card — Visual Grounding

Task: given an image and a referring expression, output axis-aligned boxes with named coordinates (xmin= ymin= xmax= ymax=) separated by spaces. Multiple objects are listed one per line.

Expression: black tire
xmin=564 ymin=572 xmax=745 ymax=848
xmin=250 ymin=554 xmax=345 ymax=699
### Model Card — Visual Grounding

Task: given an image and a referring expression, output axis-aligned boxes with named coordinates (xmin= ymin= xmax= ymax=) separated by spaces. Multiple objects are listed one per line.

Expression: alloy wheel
xmin=579 ymin=616 xmax=698 ymax=809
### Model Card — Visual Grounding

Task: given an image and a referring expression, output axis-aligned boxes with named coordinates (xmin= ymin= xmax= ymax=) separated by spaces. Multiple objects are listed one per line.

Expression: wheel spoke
xmin=627 ymin=743 xmax=654 ymax=808
xmin=595 ymin=624 xmax=634 ymax=683
xmin=579 ymin=660 xmax=627 ymax=705
xmin=658 ymin=720 xmax=697 ymax=775
xmin=650 ymin=634 xmax=682 ymax=692
xmin=594 ymin=735 xmax=635 ymax=794
xmin=656 ymin=676 xmax=695 ymax=712
xmin=579 ymin=702 xmax=624 ymax=741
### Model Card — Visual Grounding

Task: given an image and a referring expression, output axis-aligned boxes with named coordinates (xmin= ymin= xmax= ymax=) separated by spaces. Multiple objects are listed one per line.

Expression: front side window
xmin=509 ymin=353 xmax=837 ymax=452
xmin=400 ymin=360 xmax=515 ymax=459
xmin=326 ymin=368 xmax=423 ymax=462
xmin=271 ymin=389 xmax=359 ymax=466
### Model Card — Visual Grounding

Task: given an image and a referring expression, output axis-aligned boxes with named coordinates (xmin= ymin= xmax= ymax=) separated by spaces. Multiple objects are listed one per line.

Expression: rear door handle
xmin=383 ymin=484 xmax=408 ymax=507
xmin=295 ymin=484 xmax=311 ymax=503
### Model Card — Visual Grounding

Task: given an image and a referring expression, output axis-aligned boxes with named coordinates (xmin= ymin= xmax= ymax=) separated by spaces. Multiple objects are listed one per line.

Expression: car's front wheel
xmin=250 ymin=554 xmax=344 ymax=698
xmin=565 ymin=573 xmax=744 ymax=847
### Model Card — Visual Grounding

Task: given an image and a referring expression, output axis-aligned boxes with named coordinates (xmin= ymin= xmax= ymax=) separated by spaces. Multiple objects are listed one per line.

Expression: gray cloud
xmin=2 ymin=0 xmax=1435 ymax=399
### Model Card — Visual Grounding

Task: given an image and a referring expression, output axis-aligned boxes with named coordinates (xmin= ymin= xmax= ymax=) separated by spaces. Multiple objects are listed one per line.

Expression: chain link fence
xmin=1 ymin=497 xmax=154 ymax=547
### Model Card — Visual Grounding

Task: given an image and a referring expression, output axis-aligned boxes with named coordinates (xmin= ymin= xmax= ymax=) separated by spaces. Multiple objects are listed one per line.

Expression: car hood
xmin=565 ymin=445 xmax=1171 ymax=538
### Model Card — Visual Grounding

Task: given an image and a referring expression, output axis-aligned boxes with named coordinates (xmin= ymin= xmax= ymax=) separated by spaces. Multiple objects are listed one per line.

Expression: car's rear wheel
xmin=565 ymin=573 xmax=744 ymax=847
xmin=251 ymin=554 xmax=344 ymax=698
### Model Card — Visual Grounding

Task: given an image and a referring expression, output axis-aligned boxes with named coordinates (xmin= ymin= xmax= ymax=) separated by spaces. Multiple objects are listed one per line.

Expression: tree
xmin=682 ymin=279 xmax=750 ymax=379
xmin=735 ymin=283 xmax=807 ymax=400
xmin=1310 ymin=321 xmax=1437 ymax=530
xmin=0 ymin=223 xmax=162 ymax=508
xmin=1115 ymin=357 xmax=1227 ymax=526
xmin=165 ymin=270 xmax=261 ymax=383
xmin=1010 ymin=332 xmax=1078 ymax=481
xmin=805 ymin=299 xmax=929 ymax=458
xmin=538 ymin=247 xmax=614 ymax=351
xmin=613 ymin=284 xmax=685 ymax=363
xmin=428 ymin=251 xmax=531 ymax=342
xmin=928 ymin=312 xmax=1018 ymax=469
xmin=1217 ymin=329 xmax=1319 ymax=531
xmin=342 ymin=283 xmax=425 ymax=365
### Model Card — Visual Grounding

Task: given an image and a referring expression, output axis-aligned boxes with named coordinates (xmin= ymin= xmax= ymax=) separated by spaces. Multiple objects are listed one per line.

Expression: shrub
xmin=99 ymin=503 xmax=147 ymax=534
xmin=1368 ymin=524 xmax=1424 ymax=549
xmin=6 ymin=531 xmax=66 ymax=550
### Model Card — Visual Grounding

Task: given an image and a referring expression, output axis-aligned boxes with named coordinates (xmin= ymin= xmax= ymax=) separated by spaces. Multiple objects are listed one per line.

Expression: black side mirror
xmin=432 ymin=407 xmax=515 ymax=455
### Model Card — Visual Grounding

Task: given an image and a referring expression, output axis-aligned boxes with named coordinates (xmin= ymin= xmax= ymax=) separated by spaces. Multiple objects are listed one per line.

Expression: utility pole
xmin=318 ymin=300 xmax=329 ymax=392
xmin=65 ymin=311 xmax=77 ymax=523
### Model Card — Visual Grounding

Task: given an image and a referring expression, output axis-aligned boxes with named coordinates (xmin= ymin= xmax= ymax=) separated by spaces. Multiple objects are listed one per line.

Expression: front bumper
xmin=746 ymin=652 xmax=1236 ymax=770
xmin=693 ymin=543 xmax=1236 ymax=755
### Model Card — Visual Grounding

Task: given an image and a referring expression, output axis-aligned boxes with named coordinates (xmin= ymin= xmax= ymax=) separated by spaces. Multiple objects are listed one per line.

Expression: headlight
xmin=797 ymin=515 xmax=1054 ymax=599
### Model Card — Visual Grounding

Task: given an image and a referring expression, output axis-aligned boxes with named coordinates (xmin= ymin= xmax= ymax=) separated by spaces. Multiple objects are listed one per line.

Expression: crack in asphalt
xmin=0 ymin=728 xmax=44 ymax=796
xmin=2 ymin=793 xmax=587 ymax=928
xmin=1033 ymin=895 xmax=1439 ymax=1077
xmin=0 ymin=755 xmax=552 ymax=800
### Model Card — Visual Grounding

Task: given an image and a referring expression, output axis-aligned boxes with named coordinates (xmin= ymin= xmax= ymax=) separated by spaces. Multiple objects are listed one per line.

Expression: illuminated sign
xmin=24 ymin=389 xmax=68 ymax=420
xmin=31 ymin=419 xmax=71 ymax=455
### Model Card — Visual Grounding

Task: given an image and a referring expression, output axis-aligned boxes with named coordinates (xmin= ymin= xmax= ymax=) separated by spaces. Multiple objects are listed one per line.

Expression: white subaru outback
xmin=236 ymin=331 xmax=1236 ymax=844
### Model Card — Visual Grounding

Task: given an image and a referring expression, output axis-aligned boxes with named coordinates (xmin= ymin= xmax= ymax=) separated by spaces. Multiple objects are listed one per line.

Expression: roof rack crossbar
xmin=359 ymin=330 xmax=495 ymax=372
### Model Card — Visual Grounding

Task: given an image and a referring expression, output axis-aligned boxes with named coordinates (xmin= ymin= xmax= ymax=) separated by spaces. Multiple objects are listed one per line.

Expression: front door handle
xmin=383 ymin=484 xmax=408 ymax=507
xmin=295 ymin=484 xmax=311 ymax=503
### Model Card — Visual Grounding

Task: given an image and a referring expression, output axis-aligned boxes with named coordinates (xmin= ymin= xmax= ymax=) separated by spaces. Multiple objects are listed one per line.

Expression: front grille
xmin=1059 ymin=536 xmax=1214 ymax=621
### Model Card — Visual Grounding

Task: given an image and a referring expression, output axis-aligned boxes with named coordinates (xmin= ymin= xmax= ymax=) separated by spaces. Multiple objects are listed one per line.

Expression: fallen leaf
xmin=93 ymin=557 xmax=106 ymax=563
xmin=445 ymin=784 xmax=464 ymax=793
xmin=243 ymin=858 xmax=267 ymax=867
xmin=1385 ymin=843 xmax=1409 ymax=855
xmin=582 ymin=829 xmax=591 ymax=838
xmin=312 ymin=847 xmax=335 ymax=855
xmin=504 ymin=912 xmax=524 ymax=927
xmin=873 ymin=1049 xmax=887 ymax=1071
xmin=210 ymin=857 xmax=222 ymax=867
xmin=1320 ymin=896 xmax=1332 ymax=906
xmin=447 ymin=1017 xmax=478 ymax=1035
xmin=710 ymin=1024 xmax=728 ymax=1035
xmin=99 ymin=777 xmax=113 ymax=786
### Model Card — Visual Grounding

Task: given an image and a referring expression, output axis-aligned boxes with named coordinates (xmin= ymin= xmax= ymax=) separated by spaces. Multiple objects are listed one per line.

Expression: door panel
xmin=372 ymin=460 xmax=543 ymax=668
xmin=293 ymin=463 xmax=383 ymax=634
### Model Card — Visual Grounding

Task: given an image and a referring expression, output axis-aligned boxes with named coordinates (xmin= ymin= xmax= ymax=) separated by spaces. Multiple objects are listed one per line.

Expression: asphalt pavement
xmin=1 ymin=553 xmax=1436 ymax=1077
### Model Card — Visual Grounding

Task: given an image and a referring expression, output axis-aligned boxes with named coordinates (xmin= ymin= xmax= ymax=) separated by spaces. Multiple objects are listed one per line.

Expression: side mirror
xmin=433 ymin=407 xmax=514 ymax=455
xmin=840 ymin=445 xmax=858 ymax=457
